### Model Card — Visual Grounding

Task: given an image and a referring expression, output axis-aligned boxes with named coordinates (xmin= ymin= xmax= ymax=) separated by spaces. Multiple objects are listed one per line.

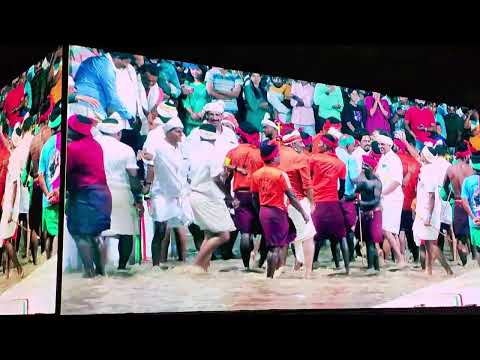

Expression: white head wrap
xmin=376 ymin=134 xmax=393 ymax=146
xmin=164 ymin=116 xmax=184 ymax=133
xmin=203 ymin=100 xmax=225 ymax=114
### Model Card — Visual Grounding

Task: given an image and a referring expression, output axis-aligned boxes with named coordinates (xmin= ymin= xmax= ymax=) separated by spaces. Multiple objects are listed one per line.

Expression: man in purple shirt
xmin=66 ymin=115 xmax=112 ymax=278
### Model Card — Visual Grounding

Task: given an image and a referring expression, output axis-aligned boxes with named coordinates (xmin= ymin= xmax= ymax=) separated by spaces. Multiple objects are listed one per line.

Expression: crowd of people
xmin=65 ymin=45 xmax=480 ymax=279
xmin=0 ymin=47 xmax=62 ymax=280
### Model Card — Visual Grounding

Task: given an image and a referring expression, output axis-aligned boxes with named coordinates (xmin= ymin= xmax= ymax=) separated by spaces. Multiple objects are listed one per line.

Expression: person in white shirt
xmin=143 ymin=117 xmax=192 ymax=266
xmin=352 ymin=129 xmax=371 ymax=173
xmin=184 ymin=101 xmax=239 ymax=257
xmin=96 ymin=114 xmax=144 ymax=270
xmin=376 ymin=131 xmax=406 ymax=268
xmin=188 ymin=124 xmax=236 ymax=271
xmin=138 ymin=64 xmax=163 ymax=139
xmin=413 ymin=145 xmax=453 ymax=276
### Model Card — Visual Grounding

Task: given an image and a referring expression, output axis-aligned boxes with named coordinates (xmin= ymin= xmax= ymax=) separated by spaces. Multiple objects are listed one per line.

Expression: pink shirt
xmin=365 ymin=96 xmax=391 ymax=135
xmin=290 ymin=82 xmax=315 ymax=126
xmin=67 ymin=136 xmax=108 ymax=191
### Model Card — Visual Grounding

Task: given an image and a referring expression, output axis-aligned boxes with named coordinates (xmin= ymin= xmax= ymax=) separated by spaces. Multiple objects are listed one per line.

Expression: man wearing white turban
xmin=376 ymin=130 xmax=406 ymax=268
xmin=95 ymin=113 xmax=144 ymax=270
xmin=143 ymin=117 xmax=193 ymax=265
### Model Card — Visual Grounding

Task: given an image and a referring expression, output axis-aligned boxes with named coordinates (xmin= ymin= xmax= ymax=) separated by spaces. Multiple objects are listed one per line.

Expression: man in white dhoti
xmin=376 ymin=131 xmax=406 ymax=268
xmin=0 ymin=124 xmax=24 ymax=278
xmin=188 ymin=124 xmax=236 ymax=271
xmin=413 ymin=145 xmax=453 ymax=275
xmin=96 ymin=114 xmax=144 ymax=270
xmin=143 ymin=117 xmax=192 ymax=266
xmin=184 ymin=100 xmax=239 ymax=257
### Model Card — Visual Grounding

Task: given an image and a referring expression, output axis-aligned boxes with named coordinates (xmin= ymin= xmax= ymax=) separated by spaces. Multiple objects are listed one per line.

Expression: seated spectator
xmin=267 ymin=76 xmax=292 ymax=124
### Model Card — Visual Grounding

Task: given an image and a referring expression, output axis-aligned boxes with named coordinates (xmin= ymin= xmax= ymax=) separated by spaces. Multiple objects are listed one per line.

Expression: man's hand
xmin=142 ymin=184 xmax=151 ymax=195
xmin=76 ymin=95 xmax=100 ymax=109
xmin=135 ymin=202 xmax=144 ymax=217
xmin=302 ymin=211 xmax=310 ymax=224
xmin=47 ymin=189 xmax=60 ymax=205
xmin=142 ymin=151 xmax=154 ymax=161
xmin=474 ymin=217 xmax=480 ymax=226
xmin=232 ymin=198 xmax=240 ymax=209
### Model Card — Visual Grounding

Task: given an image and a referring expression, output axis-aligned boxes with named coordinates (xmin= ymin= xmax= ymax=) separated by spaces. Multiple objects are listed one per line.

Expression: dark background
xmin=0 ymin=42 xmax=478 ymax=109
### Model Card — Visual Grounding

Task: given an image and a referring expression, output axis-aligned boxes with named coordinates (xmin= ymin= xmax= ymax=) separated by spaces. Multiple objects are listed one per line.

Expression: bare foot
xmin=249 ymin=252 xmax=257 ymax=269
xmin=294 ymin=260 xmax=303 ymax=271
xmin=304 ymin=272 xmax=313 ymax=280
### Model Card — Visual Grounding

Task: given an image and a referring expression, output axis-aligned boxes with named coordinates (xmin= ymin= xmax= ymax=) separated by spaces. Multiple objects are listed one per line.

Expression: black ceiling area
xmin=1 ymin=43 xmax=479 ymax=108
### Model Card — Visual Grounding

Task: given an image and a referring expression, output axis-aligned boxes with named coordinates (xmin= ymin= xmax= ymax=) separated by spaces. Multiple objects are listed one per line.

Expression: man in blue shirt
xmin=336 ymin=134 xmax=360 ymax=261
xmin=72 ymin=52 xmax=134 ymax=124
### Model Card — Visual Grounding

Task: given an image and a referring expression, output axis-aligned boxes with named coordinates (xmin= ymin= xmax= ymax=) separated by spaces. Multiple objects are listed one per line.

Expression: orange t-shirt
xmin=397 ymin=152 xmax=421 ymax=210
xmin=279 ymin=145 xmax=312 ymax=200
xmin=50 ymin=71 xmax=62 ymax=104
xmin=225 ymin=144 xmax=264 ymax=191
xmin=251 ymin=165 xmax=291 ymax=211
xmin=309 ymin=152 xmax=346 ymax=203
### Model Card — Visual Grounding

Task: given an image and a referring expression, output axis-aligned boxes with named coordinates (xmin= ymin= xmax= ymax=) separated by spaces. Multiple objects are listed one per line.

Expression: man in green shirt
xmin=313 ymin=83 xmax=344 ymax=133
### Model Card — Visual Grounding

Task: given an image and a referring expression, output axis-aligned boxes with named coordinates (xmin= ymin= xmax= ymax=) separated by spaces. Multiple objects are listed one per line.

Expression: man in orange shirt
xmin=280 ymin=130 xmax=316 ymax=278
xmin=251 ymin=140 xmax=309 ymax=278
xmin=224 ymin=123 xmax=264 ymax=269
xmin=311 ymin=118 xmax=342 ymax=155
xmin=310 ymin=133 xmax=350 ymax=274
xmin=394 ymin=138 xmax=421 ymax=264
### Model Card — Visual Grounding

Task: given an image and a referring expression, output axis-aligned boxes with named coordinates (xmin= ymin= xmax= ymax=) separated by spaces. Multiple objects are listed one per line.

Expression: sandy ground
xmin=61 ymin=241 xmax=480 ymax=314
xmin=0 ymin=255 xmax=57 ymax=314
xmin=0 ymin=252 xmax=48 ymax=295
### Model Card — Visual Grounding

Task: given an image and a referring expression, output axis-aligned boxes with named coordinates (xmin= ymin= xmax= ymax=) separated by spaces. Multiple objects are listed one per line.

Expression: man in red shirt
xmin=279 ymin=130 xmax=316 ymax=278
xmin=394 ymin=138 xmax=421 ymax=264
xmin=404 ymin=99 xmax=436 ymax=152
xmin=251 ymin=140 xmax=308 ymax=278
xmin=309 ymin=133 xmax=350 ymax=274
xmin=224 ymin=124 xmax=263 ymax=270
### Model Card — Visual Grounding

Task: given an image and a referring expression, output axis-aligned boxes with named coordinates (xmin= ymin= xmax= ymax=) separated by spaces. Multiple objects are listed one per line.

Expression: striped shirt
xmin=205 ymin=68 xmax=243 ymax=113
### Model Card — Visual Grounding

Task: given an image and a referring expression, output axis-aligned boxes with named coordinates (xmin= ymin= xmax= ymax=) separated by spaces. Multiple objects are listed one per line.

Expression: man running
xmin=355 ymin=154 xmax=383 ymax=274
xmin=444 ymin=141 xmax=473 ymax=265
xmin=251 ymin=140 xmax=309 ymax=278
xmin=309 ymin=133 xmax=350 ymax=274
xmin=188 ymin=124 xmax=236 ymax=271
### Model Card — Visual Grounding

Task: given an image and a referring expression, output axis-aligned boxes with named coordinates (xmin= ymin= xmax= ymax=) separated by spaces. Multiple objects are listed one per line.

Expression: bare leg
xmin=30 ymin=231 xmax=39 ymax=266
xmin=382 ymin=240 xmax=391 ymax=263
xmin=266 ymin=248 xmax=280 ymax=278
xmin=303 ymin=237 xmax=314 ymax=279
xmin=173 ymin=227 xmax=188 ymax=262
xmin=399 ymin=231 xmax=407 ymax=261
xmin=424 ymin=241 xmax=433 ymax=275
xmin=384 ymin=231 xmax=405 ymax=266
xmin=425 ymin=240 xmax=453 ymax=275
xmin=239 ymin=233 xmax=253 ymax=269
xmin=4 ymin=240 xmax=23 ymax=278
xmin=194 ymin=231 xmax=229 ymax=271
xmin=159 ymin=227 xmax=171 ymax=263
xmin=449 ymin=226 xmax=457 ymax=262
xmin=151 ymin=221 xmax=167 ymax=266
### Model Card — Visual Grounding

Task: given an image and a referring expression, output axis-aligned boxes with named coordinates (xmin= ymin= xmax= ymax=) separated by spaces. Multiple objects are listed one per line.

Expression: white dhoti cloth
xmin=381 ymin=195 xmax=403 ymax=235
xmin=288 ymin=198 xmax=316 ymax=263
xmin=189 ymin=191 xmax=236 ymax=233
xmin=102 ymin=185 xmax=137 ymax=236
xmin=151 ymin=191 xmax=193 ymax=227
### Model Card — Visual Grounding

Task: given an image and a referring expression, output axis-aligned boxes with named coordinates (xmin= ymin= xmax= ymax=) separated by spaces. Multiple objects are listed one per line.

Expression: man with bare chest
xmin=444 ymin=141 xmax=473 ymax=265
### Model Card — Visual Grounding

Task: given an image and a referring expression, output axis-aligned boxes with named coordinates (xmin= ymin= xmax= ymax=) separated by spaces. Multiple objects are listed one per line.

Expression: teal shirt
xmin=182 ymin=81 xmax=209 ymax=135
xmin=336 ymin=147 xmax=359 ymax=197
xmin=157 ymin=60 xmax=181 ymax=99
xmin=313 ymin=84 xmax=343 ymax=120
xmin=244 ymin=83 xmax=268 ymax=132
xmin=435 ymin=113 xmax=447 ymax=139
xmin=461 ymin=175 xmax=480 ymax=228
